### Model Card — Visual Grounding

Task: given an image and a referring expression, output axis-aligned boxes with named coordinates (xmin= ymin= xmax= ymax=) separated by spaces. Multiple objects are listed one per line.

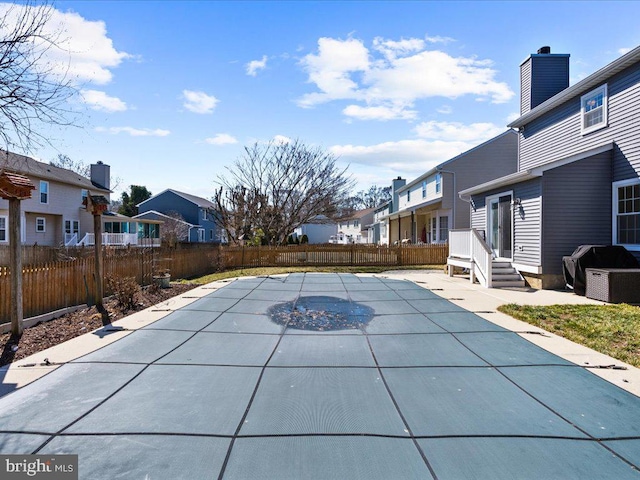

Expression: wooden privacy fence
xmin=221 ymin=244 xmax=448 ymax=269
xmin=0 ymin=243 xmax=447 ymax=324
xmin=0 ymin=245 xmax=222 ymax=323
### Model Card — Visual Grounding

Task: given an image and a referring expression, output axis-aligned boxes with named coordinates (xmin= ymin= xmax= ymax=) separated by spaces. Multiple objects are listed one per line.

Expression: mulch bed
xmin=0 ymin=283 xmax=198 ymax=367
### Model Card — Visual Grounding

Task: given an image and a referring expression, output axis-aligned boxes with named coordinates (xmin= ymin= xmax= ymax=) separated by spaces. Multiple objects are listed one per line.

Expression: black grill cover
xmin=562 ymin=245 xmax=640 ymax=296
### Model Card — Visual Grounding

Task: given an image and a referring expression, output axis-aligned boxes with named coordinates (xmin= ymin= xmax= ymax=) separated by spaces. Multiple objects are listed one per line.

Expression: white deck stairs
xmin=448 ymin=229 xmax=526 ymax=288
xmin=491 ymin=260 xmax=525 ymax=288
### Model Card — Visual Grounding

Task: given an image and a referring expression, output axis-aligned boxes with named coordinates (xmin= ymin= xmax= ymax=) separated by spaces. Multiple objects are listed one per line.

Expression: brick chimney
xmin=520 ymin=46 xmax=570 ymax=115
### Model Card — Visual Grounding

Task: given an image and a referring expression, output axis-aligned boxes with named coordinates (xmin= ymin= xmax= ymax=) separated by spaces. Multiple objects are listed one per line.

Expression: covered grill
xmin=562 ymin=245 xmax=639 ymax=296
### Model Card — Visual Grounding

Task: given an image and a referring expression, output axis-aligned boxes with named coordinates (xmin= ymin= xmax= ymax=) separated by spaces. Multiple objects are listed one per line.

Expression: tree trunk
xmin=93 ymin=213 xmax=110 ymax=325
xmin=9 ymin=198 xmax=23 ymax=337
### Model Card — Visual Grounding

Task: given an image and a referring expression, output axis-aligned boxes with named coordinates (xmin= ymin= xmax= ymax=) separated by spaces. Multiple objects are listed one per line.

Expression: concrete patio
xmin=1 ymin=271 xmax=639 ymax=479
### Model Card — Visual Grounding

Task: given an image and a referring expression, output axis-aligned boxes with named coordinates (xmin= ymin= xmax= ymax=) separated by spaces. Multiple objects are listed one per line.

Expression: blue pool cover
xmin=1 ymin=273 xmax=639 ymax=479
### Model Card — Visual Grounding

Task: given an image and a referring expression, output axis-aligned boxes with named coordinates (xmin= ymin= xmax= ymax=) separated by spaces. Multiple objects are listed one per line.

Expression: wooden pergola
xmin=0 ymin=172 xmax=35 ymax=336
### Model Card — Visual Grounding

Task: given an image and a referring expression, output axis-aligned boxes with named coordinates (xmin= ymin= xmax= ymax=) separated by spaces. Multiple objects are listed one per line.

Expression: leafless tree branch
xmin=214 ymin=140 xmax=354 ymax=245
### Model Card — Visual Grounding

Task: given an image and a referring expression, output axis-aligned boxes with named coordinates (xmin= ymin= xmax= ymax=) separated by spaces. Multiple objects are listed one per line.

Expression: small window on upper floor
xmin=81 ymin=189 xmax=88 ymax=202
xmin=407 ymin=190 xmax=411 ymax=202
xmin=40 ymin=181 xmax=49 ymax=204
xmin=422 ymin=181 xmax=427 ymax=199
xmin=435 ymin=173 xmax=442 ymax=194
xmin=581 ymin=84 xmax=607 ymax=135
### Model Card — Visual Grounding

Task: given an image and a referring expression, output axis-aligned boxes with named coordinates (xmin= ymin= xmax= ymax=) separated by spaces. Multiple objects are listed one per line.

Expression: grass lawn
xmin=498 ymin=303 xmax=640 ymax=367
xmin=186 ymin=265 xmax=444 ymax=285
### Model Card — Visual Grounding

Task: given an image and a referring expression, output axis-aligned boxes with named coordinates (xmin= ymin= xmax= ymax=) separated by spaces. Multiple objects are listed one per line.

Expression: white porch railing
xmin=64 ymin=233 xmax=78 ymax=247
xmin=448 ymin=229 xmax=493 ymax=288
xmin=77 ymin=233 xmax=155 ymax=246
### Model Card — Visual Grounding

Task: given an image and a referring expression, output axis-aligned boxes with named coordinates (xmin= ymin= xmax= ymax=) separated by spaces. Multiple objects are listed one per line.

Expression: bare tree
xmin=0 ymin=1 xmax=77 ymax=155
xmin=160 ymin=211 xmax=190 ymax=247
xmin=0 ymin=2 xmax=78 ymax=337
xmin=50 ymin=153 xmax=89 ymax=176
xmin=214 ymin=140 xmax=353 ymax=246
xmin=50 ymin=153 xmax=122 ymax=191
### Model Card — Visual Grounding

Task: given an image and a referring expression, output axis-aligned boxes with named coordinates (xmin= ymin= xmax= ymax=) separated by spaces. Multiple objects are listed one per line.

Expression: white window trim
xmin=581 ymin=84 xmax=608 ymax=135
xmin=612 ymin=178 xmax=640 ymax=251
xmin=435 ymin=173 xmax=442 ymax=194
xmin=422 ymin=181 xmax=427 ymax=199
xmin=40 ymin=181 xmax=49 ymax=204
xmin=0 ymin=215 xmax=7 ymax=243
xmin=36 ymin=217 xmax=46 ymax=233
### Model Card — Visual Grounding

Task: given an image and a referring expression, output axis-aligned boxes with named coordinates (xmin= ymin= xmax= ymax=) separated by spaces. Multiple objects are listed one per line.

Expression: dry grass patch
xmin=498 ymin=303 xmax=640 ymax=367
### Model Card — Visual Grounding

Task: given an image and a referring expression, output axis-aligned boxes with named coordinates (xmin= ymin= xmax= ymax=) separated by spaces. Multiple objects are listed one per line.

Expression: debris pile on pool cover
xmin=269 ymin=296 xmax=374 ymax=331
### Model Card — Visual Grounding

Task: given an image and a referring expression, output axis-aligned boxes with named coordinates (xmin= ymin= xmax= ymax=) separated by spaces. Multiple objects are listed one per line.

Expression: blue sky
xmin=15 ymin=0 xmax=640 ymax=200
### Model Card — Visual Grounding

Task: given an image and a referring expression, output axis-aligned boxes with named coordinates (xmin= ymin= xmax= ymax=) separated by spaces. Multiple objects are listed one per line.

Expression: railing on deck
xmin=449 ymin=230 xmax=471 ymax=259
xmin=448 ymin=229 xmax=493 ymax=287
xmin=80 ymin=233 xmax=146 ymax=246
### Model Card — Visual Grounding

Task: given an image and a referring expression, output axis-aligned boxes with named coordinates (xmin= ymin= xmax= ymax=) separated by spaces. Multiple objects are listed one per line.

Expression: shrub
xmin=106 ymin=275 xmax=141 ymax=311
xmin=300 ymin=234 xmax=309 ymax=244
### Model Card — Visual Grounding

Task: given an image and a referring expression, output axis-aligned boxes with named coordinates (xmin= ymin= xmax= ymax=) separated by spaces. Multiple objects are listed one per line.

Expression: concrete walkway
xmin=1 ymin=272 xmax=639 ymax=479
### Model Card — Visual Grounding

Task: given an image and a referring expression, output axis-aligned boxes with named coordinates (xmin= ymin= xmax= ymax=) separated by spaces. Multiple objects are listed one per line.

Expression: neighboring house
xmin=292 ymin=216 xmax=337 ymax=244
xmin=136 ymin=189 xmax=225 ymax=243
xmin=133 ymin=210 xmax=197 ymax=244
xmin=0 ymin=153 xmax=112 ymax=247
xmin=454 ymin=45 xmax=640 ymax=289
xmin=334 ymin=208 xmax=376 ymax=244
xmin=369 ymin=200 xmax=391 ymax=245
xmin=385 ymin=130 xmax=518 ymax=245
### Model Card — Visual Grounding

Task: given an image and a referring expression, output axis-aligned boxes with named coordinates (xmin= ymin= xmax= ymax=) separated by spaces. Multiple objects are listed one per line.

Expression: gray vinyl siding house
xmin=387 ymin=130 xmax=518 ymax=245
xmin=461 ymin=45 xmax=640 ymax=288
xmin=136 ymin=189 xmax=224 ymax=243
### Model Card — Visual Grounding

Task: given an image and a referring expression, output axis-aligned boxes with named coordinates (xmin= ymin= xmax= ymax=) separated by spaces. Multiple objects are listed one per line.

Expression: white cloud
xmin=506 ymin=111 xmax=520 ymax=123
xmin=413 ymin=121 xmax=504 ymax=142
xmin=425 ymin=35 xmax=455 ymax=44
xmin=372 ymin=37 xmax=425 ymax=60
xmin=298 ymin=37 xmax=369 ymax=108
xmin=618 ymin=47 xmax=632 ymax=56
xmin=437 ymin=105 xmax=453 ymax=114
xmin=343 ymin=104 xmax=417 ymax=121
xmin=205 ymin=133 xmax=238 ymax=145
xmin=332 ymin=139 xmax=469 ymax=177
xmin=246 ymin=55 xmax=268 ymax=76
xmin=182 ymin=90 xmax=219 ymax=114
xmin=80 ymin=89 xmax=127 ymax=112
xmin=273 ymin=135 xmax=292 ymax=144
xmin=95 ymin=126 xmax=170 ymax=137
xmin=0 ymin=3 xmax=131 ymax=85
xmin=331 ymin=120 xmax=506 ymax=180
xmin=298 ymin=36 xmax=513 ymax=118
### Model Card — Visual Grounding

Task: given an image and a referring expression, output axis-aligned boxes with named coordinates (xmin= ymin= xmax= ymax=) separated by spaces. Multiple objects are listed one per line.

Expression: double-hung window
xmin=40 ymin=181 xmax=49 ymax=204
xmin=435 ymin=173 xmax=442 ymax=194
xmin=614 ymin=179 xmax=640 ymax=249
xmin=36 ymin=217 xmax=46 ymax=233
xmin=581 ymin=84 xmax=607 ymax=134
xmin=0 ymin=216 xmax=7 ymax=242
xmin=422 ymin=181 xmax=427 ymax=199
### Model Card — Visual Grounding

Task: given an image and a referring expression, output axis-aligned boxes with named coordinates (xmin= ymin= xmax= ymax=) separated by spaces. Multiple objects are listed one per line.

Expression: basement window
xmin=581 ymin=84 xmax=607 ymax=135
